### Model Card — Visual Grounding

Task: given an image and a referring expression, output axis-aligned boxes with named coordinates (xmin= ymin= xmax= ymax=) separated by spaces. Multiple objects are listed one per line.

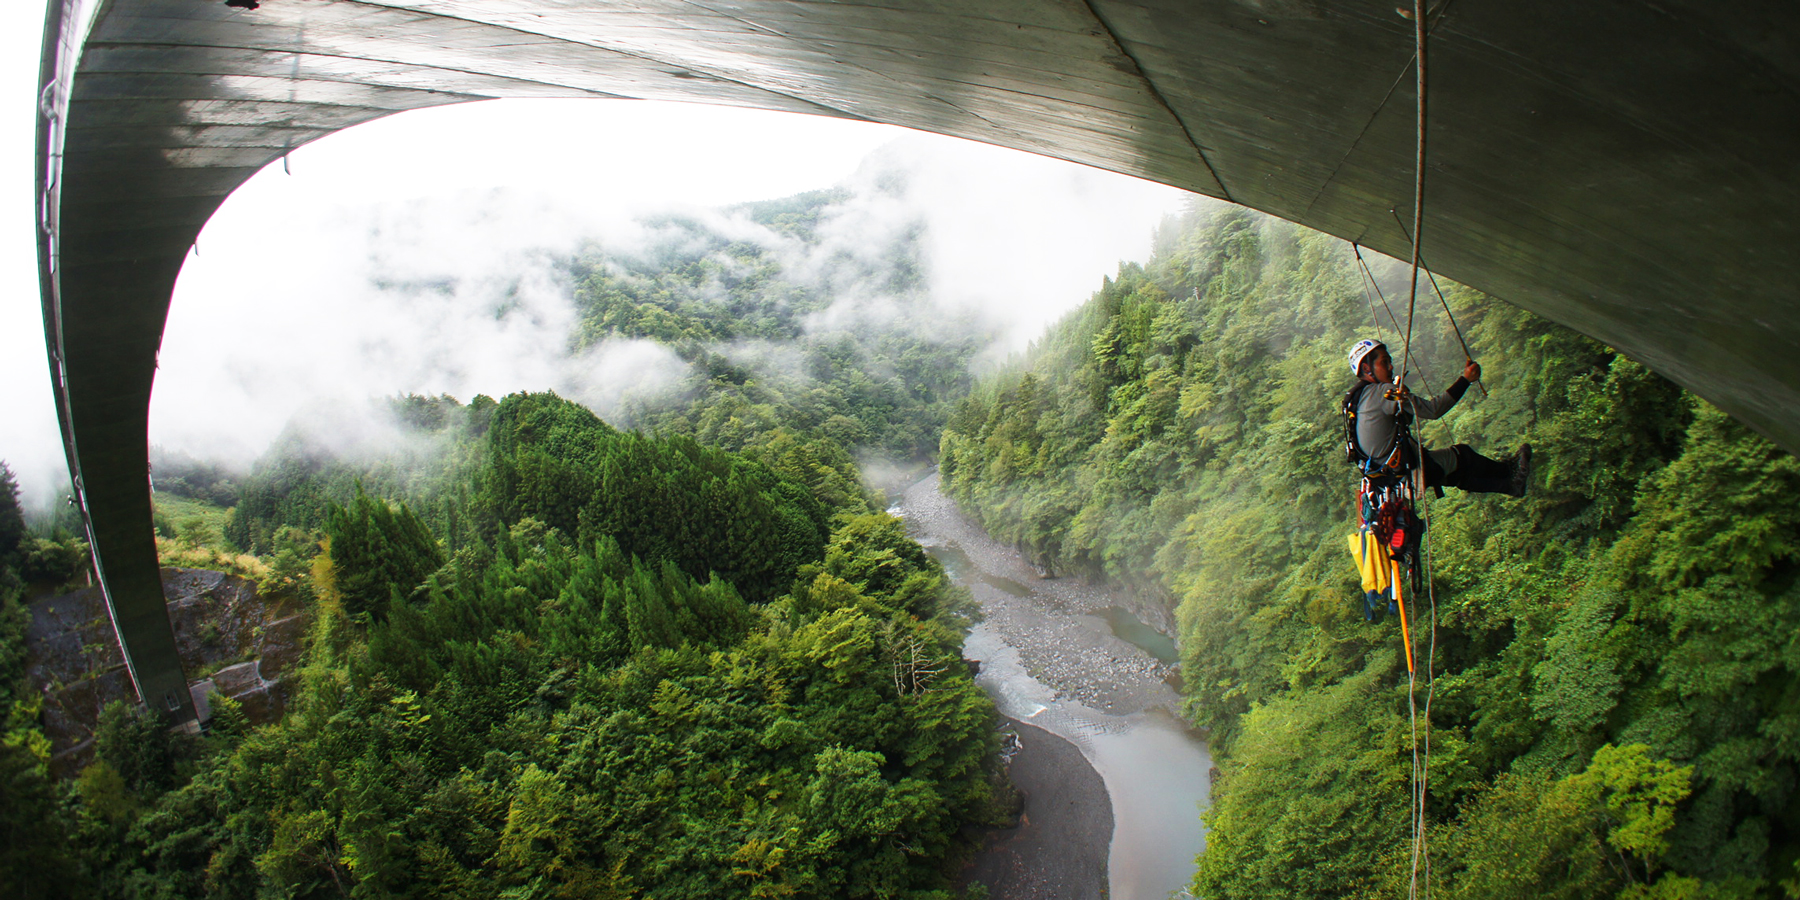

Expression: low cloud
xmin=153 ymin=187 xmax=696 ymax=466
xmin=822 ymin=136 xmax=1197 ymax=352
xmin=140 ymin=104 xmax=1195 ymax=477
xmin=560 ymin=338 xmax=692 ymax=421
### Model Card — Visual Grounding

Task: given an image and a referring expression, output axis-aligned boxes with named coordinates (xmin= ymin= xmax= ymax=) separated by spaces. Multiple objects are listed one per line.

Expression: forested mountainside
xmin=224 ymin=391 xmax=865 ymax=594
xmin=0 ymin=185 xmax=1008 ymax=898
xmin=941 ymin=205 xmax=1800 ymax=897
xmin=2 ymin=392 xmax=1003 ymax=898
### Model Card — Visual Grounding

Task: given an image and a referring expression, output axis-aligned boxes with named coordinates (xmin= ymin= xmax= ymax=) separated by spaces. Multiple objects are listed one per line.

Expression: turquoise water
xmin=1101 ymin=606 xmax=1180 ymax=664
xmin=924 ymin=543 xmax=1033 ymax=597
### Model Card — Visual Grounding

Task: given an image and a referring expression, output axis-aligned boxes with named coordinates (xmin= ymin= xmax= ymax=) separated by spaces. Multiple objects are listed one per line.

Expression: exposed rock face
xmin=25 ymin=568 xmax=307 ymax=775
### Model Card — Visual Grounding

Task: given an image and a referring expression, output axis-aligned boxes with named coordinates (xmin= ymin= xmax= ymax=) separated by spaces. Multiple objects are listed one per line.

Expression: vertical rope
xmin=1389 ymin=210 xmax=1485 ymax=399
xmin=1400 ymin=0 xmax=1427 ymax=393
xmin=1421 ymin=519 xmax=1440 ymax=895
xmin=1403 ymin=0 xmax=1432 ymax=897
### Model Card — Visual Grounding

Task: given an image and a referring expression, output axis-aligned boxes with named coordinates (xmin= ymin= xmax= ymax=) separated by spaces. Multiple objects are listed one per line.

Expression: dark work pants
xmin=1421 ymin=444 xmax=1514 ymax=494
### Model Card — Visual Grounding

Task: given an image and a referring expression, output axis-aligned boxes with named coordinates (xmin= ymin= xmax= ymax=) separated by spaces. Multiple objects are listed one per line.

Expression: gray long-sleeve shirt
xmin=1355 ymin=377 xmax=1470 ymax=471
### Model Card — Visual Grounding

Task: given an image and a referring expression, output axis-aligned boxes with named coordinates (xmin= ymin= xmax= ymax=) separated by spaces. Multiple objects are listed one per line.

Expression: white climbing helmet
xmin=1348 ymin=339 xmax=1385 ymax=376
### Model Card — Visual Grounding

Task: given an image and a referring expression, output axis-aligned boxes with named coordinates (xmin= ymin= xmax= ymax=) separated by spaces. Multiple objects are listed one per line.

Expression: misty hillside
xmin=941 ymin=204 xmax=1800 ymax=896
xmin=565 ymin=186 xmax=997 ymax=460
xmin=217 ymin=185 xmax=996 ymax=558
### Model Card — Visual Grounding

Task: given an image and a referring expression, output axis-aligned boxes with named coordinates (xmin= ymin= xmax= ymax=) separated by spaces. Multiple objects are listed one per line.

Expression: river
xmin=893 ymin=473 xmax=1212 ymax=900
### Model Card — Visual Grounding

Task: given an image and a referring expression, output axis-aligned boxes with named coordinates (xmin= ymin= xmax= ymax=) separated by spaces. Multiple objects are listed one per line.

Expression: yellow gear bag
xmin=1348 ymin=529 xmax=1392 ymax=595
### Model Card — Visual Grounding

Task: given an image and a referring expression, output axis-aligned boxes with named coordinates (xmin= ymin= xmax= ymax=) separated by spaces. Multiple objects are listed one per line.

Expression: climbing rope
xmin=1352 ymin=242 xmax=1434 ymax=398
xmin=1419 ymin=507 xmax=1441 ymax=895
xmin=1398 ymin=0 xmax=1428 ymax=395
xmin=1389 ymin=209 xmax=1486 ymax=398
xmin=1400 ymin=0 xmax=1434 ymax=895
xmin=1353 ymin=242 xmax=1389 ymax=341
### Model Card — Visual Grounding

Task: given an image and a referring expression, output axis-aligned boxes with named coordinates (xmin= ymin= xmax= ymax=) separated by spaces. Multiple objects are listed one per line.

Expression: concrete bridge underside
xmin=37 ymin=0 xmax=1800 ymax=720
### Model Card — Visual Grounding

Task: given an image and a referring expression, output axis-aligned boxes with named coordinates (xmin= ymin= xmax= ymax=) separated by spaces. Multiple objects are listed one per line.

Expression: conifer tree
xmin=0 ymin=463 xmax=24 ymax=568
xmin=324 ymin=487 xmax=445 ymax=621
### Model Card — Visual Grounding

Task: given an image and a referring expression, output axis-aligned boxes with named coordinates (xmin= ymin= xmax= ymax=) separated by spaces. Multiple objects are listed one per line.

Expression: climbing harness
xmin=1346 ymin=474 xmax=1424 ymax=636
xmin=1342 ymin=379 xmax=1415 ymax=477
xmin=1343 ymin=378 xmax=1424 ymax=668
xmin=1343 ymin=359 xmax=1422 ymax=642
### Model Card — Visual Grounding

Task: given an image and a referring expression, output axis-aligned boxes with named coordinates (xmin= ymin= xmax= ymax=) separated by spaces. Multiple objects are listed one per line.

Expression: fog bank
xmin=10 ymin=98 xmax=1193 ymax=501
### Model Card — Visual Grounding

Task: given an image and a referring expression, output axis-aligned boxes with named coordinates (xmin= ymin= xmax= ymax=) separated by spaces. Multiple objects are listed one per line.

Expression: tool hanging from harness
xmin=1342 ymin=380 xmax=1425 ymax=661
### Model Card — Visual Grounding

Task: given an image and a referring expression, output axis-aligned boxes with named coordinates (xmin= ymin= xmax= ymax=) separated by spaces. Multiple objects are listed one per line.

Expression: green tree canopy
xmin=324 ymin=486 xmax=445 ymax=621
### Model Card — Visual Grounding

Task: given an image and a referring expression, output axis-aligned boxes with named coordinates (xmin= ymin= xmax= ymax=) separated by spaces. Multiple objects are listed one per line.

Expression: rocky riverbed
xmin=897 ymin=474 xmax=1184 ymax=717
xmin=896 ymin=473 xmax=1211 ymax=900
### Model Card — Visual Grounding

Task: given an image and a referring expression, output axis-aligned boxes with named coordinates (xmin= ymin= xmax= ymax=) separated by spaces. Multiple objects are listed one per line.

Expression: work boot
xmin=1509 ymin=444 xmax=1532 ymax=497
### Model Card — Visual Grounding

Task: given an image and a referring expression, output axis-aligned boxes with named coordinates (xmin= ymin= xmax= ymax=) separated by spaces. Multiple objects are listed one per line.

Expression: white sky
xmin=1 ymin=8 xmax=49 ymax=506
xmin=0 ymin=5 xmax=1194 ymax=507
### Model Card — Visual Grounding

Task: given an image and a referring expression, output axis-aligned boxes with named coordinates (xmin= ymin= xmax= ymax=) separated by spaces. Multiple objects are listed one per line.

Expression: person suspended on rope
xmin=1345 ymin=339 xmax=1529 ymax=496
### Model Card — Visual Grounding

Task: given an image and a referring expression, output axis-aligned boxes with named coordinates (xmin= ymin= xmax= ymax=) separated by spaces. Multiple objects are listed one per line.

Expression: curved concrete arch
xmin=36 ymin=0 xmax=1800 ymax=720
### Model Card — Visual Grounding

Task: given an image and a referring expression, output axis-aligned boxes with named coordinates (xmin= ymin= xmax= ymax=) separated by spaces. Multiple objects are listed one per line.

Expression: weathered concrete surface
xmin=25 ymin=568 xmax=305 ymax=774
xmin=34 ymin=0 xmax=1800 ymax=717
